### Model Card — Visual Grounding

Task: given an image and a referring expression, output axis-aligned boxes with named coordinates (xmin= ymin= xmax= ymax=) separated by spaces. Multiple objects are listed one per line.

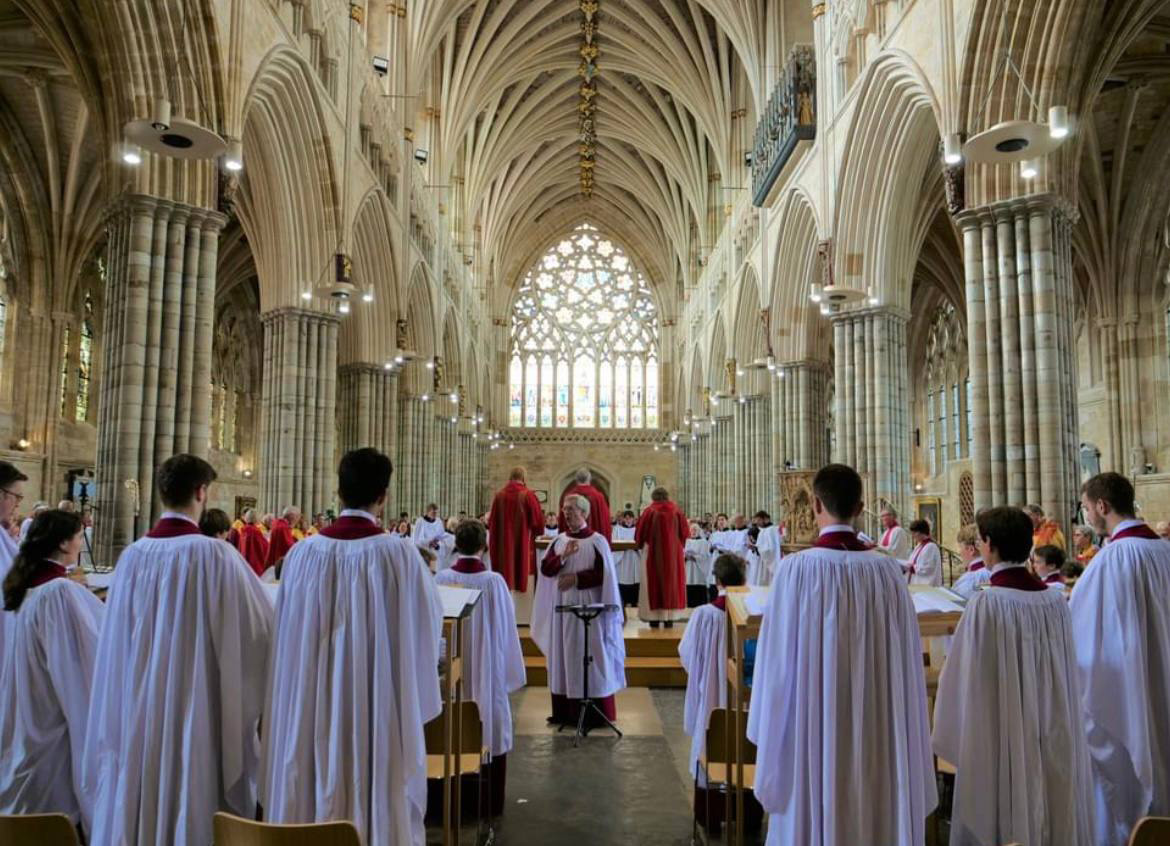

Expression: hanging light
xmin=384 ymin=362 xmax=393 ymax=370
xmin=338 ymin=301 xmax=350 ymax=314
xmin=1020 ymin=158 xmax=1039 ymax=179
xmin=301 ymin=290 xmax=312 ymax=301
xmin=450 ymin=393 xmax=458 ymax=404
xmin=809 ymin=283 xmax=822 ymax=303
xmin=223 ymin=138 xmax=243 ymax=172
xmin=121 ymin=142 xmax=143 ymax=166
xmin=1048 ymin=105 xmax=1070 ymax=139
xmin=819 ymin=304 xmax=830 ymax=316
xmin=425 ymin=361 xmax=434 ymax=370
xmin=508 ymin=443 xmax=514 ymax=450
xmin=362 ymin=290 xmax=374 ymax=303
xmin=943 ymin=133 xmax=962 ymax=165
xmin=867 ymin=285 xmax=879 ymax=306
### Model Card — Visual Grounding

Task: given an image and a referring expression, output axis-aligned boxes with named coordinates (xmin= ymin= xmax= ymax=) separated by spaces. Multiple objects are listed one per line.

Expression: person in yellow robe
xmin=1026 ymin=504 xmax=1065 ymax=551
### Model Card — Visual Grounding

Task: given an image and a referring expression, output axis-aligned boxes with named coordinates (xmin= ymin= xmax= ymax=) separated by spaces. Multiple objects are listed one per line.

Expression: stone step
xmin=522 ymin=654 xmax=687 ymax=688
xmin=517 ymin=624 xmax=685 ymax=658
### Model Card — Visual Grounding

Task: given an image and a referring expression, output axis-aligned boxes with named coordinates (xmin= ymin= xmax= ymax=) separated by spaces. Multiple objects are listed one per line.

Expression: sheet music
xmin=437 ymin=584 xmax=481 ymax=618
xmin=743 ymin=586 xmax=770 ymax=617
xmin=85 ymin=572 xmax=115 ymax=590
xmin=911 ymin=587 xmax=964 ymax=615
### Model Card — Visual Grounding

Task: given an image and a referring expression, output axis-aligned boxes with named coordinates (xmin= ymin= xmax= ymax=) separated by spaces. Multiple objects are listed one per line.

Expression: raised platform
xmin=519 ymin=617 xmax=688 ymax=688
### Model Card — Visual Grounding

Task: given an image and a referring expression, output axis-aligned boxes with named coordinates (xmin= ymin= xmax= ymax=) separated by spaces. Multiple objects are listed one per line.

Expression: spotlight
xmin=1020 ymin=158 xmax=1039 ymax=179
xmin=778 ymin=370 xmax=785 ymax=379
xmin=450 ymin=393 xmax=458 ymax=404
xmin=414 ymin=149 xmax=429 ymax=164
xmin=744 ymin=151 xmax=753 ymax=167
xmin=122 ymin=142 xmax=143 ymax=166
xmin=810 ymin=284 xmax=822 ymax=303
xmin=394 ymin=355 xmax=404 ymax=364
xmin=384 ymin=362 xmax=393 ymax=370
xmin=362 ymin=291 xmax=374 ymax=303
xmin=301 ymin=290 xmax=312 ymax=301
xmin=242 ymin=469 xmax=253 ymax=479
xmin=867 ymin=286 xmax=879 ymax=306
xmin=508 ymin=443 xmax=514 ymax=450
xmin=421 ymin=394 xmax=430 ymax=402
xmin=425 ymin=361 xmax=434 ymax=370
xmin=223 ymin=138 xmax=243 ymax=172
xmin=1048 ymin=105 xmax=1069 ymax=139
xmin=372 ymin=56 xmax=389 ymax=76
xmin=820 ymin=305 xmax=830 ymax=316
xmin=654 ymin=445 xmax=659 ymax=452
xmin=14 ymin=437 xmax=29 ymax=451
xmin=943 ymin=133 xmax=962 ymax=165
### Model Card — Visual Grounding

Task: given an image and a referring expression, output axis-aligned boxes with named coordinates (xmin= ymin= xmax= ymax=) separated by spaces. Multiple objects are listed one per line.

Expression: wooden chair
xmin=425 ymin=699 xmax=492 ymax=843
xmin=693 ymin=707 xmax=757 ymax=846
xmin=1129 ymin=816 xmax=1170 ymax=846
xmin=212 ymin=813 xmax=361 ymax=846
xmin=0 ymin=813 xmax=79 ymax=846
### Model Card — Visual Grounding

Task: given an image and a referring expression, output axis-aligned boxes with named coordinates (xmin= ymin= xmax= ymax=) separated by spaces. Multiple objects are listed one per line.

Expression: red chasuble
xmin=556 ymin=483 xmax=612 ymax=542
xmin=635 ymin=499 xmax=688 ymax=610
xmin=237 ymin=523 xmax=269 ymax=577
xmin=264 ymin=518 xmax=297 ymax=571
xmin=487 ymin=480 xmax=544 ymax=592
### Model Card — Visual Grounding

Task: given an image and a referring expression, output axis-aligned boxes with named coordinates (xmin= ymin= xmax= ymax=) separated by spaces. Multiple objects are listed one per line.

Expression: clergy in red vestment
xmin=264 ymin=506 xmax=299 ymax=574
xmin=556 ymin=468 xmax=612 ymax=542
xmin=237 ymin=508 xmax=269 ymax=577
xmin=635 ymin=487 xmax=688 ymax=628
xmin=487 ymin=466 xmax=544 ymax=592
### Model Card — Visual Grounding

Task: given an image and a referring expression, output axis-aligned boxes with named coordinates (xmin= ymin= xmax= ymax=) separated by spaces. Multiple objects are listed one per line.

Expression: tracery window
xmin=59 ymin=325 xmax=71 ymax=418
xmin=923 ymin=303 xmax=969 ymax=475
xmin=508 ymin=223 xmax=659 ymax=429
xmin=76 ymin=293 xmax=94 ymax=421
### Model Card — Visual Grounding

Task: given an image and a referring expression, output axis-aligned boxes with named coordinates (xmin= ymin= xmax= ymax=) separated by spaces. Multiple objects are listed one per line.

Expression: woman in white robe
xmin=434 ymin=520 xmax=525 ymax=814
xmin=0 ymin=509 xmax=102 ymax=831
xmin=683 ymin=521 xmax=712 ymax=606
xmin=951 ymin=523 xmax=990 ymax=599
xmin=905 ymin=518 xmax=943 ymax=586
xmin=933 ymin=506 xmax=1094 ymax=846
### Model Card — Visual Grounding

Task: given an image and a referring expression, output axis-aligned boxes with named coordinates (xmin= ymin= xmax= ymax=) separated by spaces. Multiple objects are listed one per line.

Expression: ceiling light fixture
xmin=362 ymin=290 xmax=374 ymax=303
xmin=124 ymin=97 xmax=227 ymax=160
xmin=301 ymin=290 xmax=312 ymax=301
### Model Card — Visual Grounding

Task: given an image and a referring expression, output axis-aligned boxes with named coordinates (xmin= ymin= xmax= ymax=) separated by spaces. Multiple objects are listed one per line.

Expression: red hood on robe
xmin=237 ymin=523 xmax=269 ymax=577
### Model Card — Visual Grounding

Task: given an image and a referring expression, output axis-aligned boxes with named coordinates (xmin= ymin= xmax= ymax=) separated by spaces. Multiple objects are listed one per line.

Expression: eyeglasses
xmin=0 ymin=488 xmax=23 ymax=503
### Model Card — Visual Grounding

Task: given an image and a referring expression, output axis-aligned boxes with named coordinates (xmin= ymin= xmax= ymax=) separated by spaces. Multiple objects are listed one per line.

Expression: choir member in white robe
xmin=1073 ymin=472 xmax=1170 ymax=845
xmin=951 ymin=523 xmax=990 ymax=599
xmin=262 ymin=448 xmax=443 ymax=846
xmin=1031 ymin=544 xmax=1067 ymax=591
xmin=0 ymin=462 xmax=28 ymax=666
xmin=0 ymin=510 xmax=102 ymax=831
xmin=684 ymin=521 xmax=712 ymax=607
xmin=434 ymin=519 xmax=525 ymax=814
xmin=436 ymin=516 xmax=459 ymax=571
xmin=877 ymin=507 xmax=914 ymax=560
xmin=679 ymin=553 xmax=761 ymax=831
xmin=544 ymin=511 xmax=559 ymax=538
xmin=532 ymin=494 xmax=626 ymax=728
xmin=83 ymin=454 xmax=274 ymax=846
xmin=413 ymin=502 xmax=446 ymax=553
xmin=612 ymin=510 xmax=641 ymax=608
xmin=747 ymin=511 xmax=781 ymax=588
xmin=707 ymin=514 xmax=735 ymax=555
xmin=905 ymin=518 xmax=943 ymax=585
xmin=933 ymin=506 xmax=1094 ymax=846
xmin=748 ymin=463 xmax=936 ymax=846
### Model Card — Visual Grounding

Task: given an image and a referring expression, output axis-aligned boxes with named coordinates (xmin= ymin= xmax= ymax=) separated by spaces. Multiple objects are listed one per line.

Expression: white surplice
xmin=0 ymin=529 xmax=18 ymax=689
xmin=907 ymin=540 xmax=943 ymax=586
xmin=1068 ymin=522 xmax=1170 ymax=845
xmin=531 ymin=531 xmax=626 ymax=699
xmin=748 ymin=525 xmax=781 ymax=587
xmin=933 ymin=583 xmax=1094 ymax=846
xmin=747 ymin=540 xmax=937 ymax=845
xmin=709 ymin=528 xmax=747 ymax=557
xmin=952 ymin=565 xmax=991 ymax=599
xmin=879 ymin=524 xmax=913 ymax=560
xmin=0 ymin=578 xmax=104 ymax=829
xmin=434 ymin=565 xmax=526 ymax=756
xmin=684 ymin=538 xmax=712 ymax=586
xmin=612 ymin=524 xmax=641 ymax=585
xmin=82 ymin=533 xmax=274 ymax=846
xmin=412 ymin=515 xmax=446 ymax=551
xmin=437 ymin=531 xmax=457 ymax=571
xmin=678 ymin=601 xmax=727 ymax=780
xmin=261 ymin=530 xmax=443 ymax=846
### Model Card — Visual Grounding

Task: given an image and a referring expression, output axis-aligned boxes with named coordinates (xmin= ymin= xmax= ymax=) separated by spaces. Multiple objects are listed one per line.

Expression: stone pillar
xmin=338 ymin=364 xmax=399 ymax=459
xmin=94 ymin=196 xmax=225 ymax=563
xmin=258 ymin=308 xmax=339 ymax=516
xmin=957 ymin=196 xmax=1079 ymax=524
xmin=775 ymin=361 xmax=831 ymax=472
xmin=829 ymin=307 xmax=910 ymax=516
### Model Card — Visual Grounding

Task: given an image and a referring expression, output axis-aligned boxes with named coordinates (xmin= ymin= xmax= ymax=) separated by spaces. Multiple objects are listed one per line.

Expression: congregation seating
xmin=0 ymin=813 xmax=79 ymax=846
xmin=212 ymin=813 xmax=362 ymax=846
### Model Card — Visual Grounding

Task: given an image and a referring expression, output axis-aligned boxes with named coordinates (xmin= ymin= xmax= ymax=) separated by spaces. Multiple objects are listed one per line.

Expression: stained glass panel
xmin=540 ymin=356 xmax=553 ymax=427
xmin=524 ymin=356 xmax=538 ymax=427
xmin=615 ymin=357 xmax=628 ymax=427
xmin=509 ymin=357 xmax=523 ymax=426
xmin=646 ymin=358 xmax=659 ymax=428
xmin=574 ymin=355 xmax=595 ymax=427
xmin=599 ymin=361 xmax=613 ymax=427
xmin=556 ymin=360 xmax=570 ymax=426
xmin=630 ymin=358 xmax=643 ymax=428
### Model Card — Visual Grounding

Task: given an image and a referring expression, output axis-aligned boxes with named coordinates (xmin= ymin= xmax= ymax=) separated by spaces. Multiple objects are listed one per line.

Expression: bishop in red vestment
xmin=264 ymin=506 xmax=299 ymax=573
xmin=237 ymin=509 xmax=269 ymax=577
xmin=635 ymin=487 xmax=688 ymax=626
xmin=487 ymin=466 xmax=544 ymax=592
xmin=556 ymin=468 xmax=612 ymax=542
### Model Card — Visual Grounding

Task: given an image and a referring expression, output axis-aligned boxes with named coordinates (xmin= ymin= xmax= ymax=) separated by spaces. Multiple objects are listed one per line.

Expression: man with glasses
xmin=0 ymin=463 xmax=28 ymax=565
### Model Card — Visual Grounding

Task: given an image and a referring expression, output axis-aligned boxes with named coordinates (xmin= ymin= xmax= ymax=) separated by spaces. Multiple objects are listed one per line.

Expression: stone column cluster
xmin=730 ymin=394 xmax=772 ymax=515
xmin=772 ymin=361 xmax=831 ymax=472
xmin=831 ymin=306 xmax=910 ymax=517
xmin=395 ymin=393 xmax=436 ymax=514
xmin=957 ymin=195 xmax=1079 ymax=522
xmin=337 ymin=364 xmax=399 ymax=458
xmin=258 ymin=308 xmax=339 ymax=516
xmin=94 ymin=195 xmax=224 ymax=562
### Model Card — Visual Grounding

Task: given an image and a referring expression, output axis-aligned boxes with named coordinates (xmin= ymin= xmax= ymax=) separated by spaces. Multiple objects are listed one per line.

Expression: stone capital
xmin=261 ymin=306 xmax=342 ymax=327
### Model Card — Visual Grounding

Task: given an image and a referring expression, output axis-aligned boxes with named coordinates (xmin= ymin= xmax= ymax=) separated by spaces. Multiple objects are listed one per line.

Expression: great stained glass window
xmin=76 ymin=293 xmax=94 ymax=421
xmin=508 ymin=223 xmax=659 ymax=429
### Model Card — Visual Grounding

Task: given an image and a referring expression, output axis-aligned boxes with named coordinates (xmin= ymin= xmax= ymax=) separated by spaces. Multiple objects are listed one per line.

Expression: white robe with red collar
xmin=933 ymin=581 xmax=1094 ymax=846
xmin=1069 ymin=522 xmax=1170 ymax=845
xmin=679 ymin=601 xmax=727 ymax=780
xmin=531 ymin=530 xmax=626 ymax=699
xmin=747 ymin=535 xmax=937 ymax=845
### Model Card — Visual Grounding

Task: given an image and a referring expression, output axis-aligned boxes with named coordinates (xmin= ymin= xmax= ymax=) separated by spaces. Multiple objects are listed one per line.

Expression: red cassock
xmin=635 ymin=499 xmax=688 ymax=611
xmin=237 ymin=524 xmax=269 ymax=577
xmin=488 ymin=480 xmax=544 ymax=592
xmin=265 ymin=518 xmax=297 ymax=571
xmin=556 ymin=483 xmax=612 ymax=542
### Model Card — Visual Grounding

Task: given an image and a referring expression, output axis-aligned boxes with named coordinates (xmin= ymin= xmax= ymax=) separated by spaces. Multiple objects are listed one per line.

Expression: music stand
xmin=554 ymin=602 xmax=623 ymax=747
